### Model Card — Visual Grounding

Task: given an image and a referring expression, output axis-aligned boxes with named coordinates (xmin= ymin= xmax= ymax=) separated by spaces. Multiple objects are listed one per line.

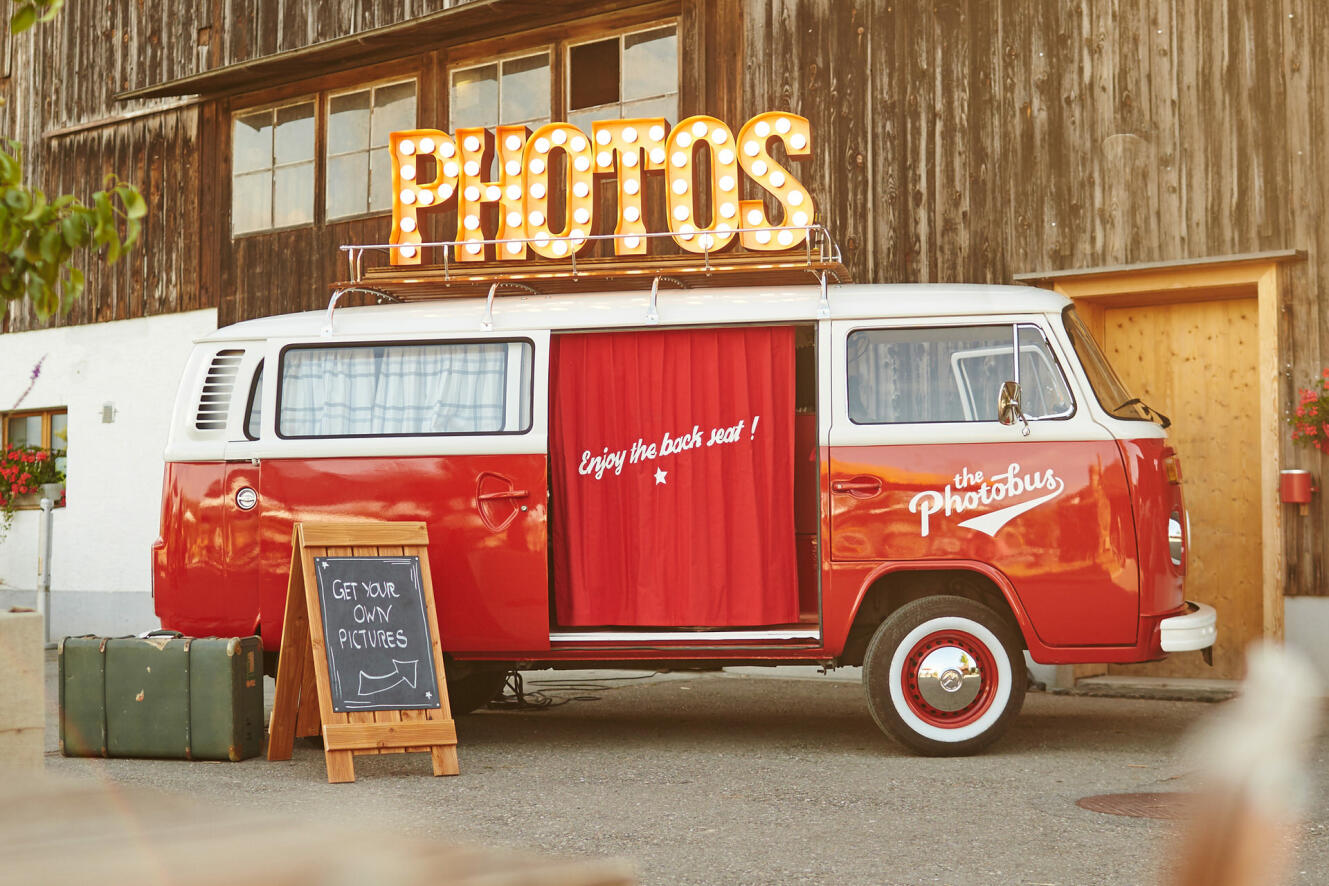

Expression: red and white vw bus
xmin=153 ymin=279 xmax=1215 ymax=755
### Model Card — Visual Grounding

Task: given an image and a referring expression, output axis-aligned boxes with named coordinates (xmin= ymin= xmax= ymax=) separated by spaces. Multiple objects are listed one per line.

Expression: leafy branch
xmin=8 ymin=0 xmax=61 ymax=34
xmin=0 ymin=141 xmax=146 ymax=320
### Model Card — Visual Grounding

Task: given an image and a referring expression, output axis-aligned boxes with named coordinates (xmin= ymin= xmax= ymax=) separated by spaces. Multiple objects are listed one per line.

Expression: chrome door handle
xmin=831 ymin=477 xmax=882 ymax=498
xmin=478 ymin=489 xmax=530 ymax=501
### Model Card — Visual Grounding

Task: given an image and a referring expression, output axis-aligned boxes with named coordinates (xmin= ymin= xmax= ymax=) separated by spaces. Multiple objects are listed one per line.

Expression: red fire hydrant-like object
xmin=1280 ymin=469 xmax=1317 ymax=515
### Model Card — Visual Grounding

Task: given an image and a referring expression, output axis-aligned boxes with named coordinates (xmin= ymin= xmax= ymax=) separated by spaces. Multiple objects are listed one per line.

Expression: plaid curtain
xmin=279 ymin=342 xmax=510 ymax=436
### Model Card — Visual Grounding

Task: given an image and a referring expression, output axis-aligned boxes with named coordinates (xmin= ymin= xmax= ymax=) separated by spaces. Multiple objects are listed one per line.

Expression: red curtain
xmin=550 ymin=326 xmax=799 ymax=627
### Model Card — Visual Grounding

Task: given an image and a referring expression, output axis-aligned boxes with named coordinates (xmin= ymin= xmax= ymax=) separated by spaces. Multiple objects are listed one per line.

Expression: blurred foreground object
xmin=0 ymin=608 xmax=44 ymax=770
xmin=0 ymin=773 xmax=635 ymax=886
xmin=1168 ymin=643 xmax=1323 ymax=886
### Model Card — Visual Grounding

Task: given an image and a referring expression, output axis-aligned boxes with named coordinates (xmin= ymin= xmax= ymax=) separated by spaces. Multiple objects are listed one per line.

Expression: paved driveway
xmin=41 ymin=663 xmax=1329 ymax=886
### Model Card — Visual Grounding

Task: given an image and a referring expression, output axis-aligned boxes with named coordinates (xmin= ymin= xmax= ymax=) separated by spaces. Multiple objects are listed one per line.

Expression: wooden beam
xmin=1014 ymin=250 xmax=1305 ymax=287
xmin=1258 ymin=264 xmax=1285 ymax=642
xmin=298 ymin=522 xmax=429 ymax=547
xmin=323 ymin=721 xmax=459 ymax=752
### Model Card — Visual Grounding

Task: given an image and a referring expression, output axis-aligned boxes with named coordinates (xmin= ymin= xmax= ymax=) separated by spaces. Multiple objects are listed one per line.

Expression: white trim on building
xmin=0 ymin=308 xmax=217 ymax=637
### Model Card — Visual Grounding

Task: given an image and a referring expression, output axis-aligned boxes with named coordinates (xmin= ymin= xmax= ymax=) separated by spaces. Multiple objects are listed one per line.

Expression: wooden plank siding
xmin=4 ymin=0 xmax=1329 ymax=592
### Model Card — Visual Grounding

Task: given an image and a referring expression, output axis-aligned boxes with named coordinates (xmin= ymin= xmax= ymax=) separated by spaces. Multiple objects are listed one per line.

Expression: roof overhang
xmin=116 ymin=0 xmax=668 ymax=102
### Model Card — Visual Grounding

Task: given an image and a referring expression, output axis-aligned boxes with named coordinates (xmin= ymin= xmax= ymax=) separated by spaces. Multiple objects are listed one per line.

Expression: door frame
xmin=1016 ymin=250 xmax=1304 ymax=650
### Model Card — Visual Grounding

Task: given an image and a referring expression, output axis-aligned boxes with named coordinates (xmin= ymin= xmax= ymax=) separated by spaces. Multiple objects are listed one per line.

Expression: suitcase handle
xmin=141 ymin=630 xmax=185 ymax=639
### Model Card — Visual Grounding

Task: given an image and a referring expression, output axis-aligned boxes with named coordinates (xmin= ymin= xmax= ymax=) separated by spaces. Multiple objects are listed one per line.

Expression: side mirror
xmin=998 ymin=381 xmax=1030 ymax=435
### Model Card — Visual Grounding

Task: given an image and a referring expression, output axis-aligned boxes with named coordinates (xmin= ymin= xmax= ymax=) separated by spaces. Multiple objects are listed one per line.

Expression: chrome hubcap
xmin=916 ymin=645 xmax=983 ymax=712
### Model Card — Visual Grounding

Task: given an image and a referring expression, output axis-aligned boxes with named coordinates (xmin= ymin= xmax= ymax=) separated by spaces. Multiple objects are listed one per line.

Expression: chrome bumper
xmin=1159 ymin=601 xmax=1217 ymax=652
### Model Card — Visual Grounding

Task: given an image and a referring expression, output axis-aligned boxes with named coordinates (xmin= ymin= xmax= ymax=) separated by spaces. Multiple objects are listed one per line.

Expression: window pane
xmin=232 ymin=171 xmax=272 ymax=234
xmin=623 ymin=27 xmax=677 ymax=101
xmin=371 ymin=81 xmax=417 ymax=147
xmin=232 ymin=111 xmax=272 ymax=175
xmin=273 ymin=162 xmax=314 ymax=227
xmin=327 ymin=152 xmax=370 ymax=220
xmin=1017 ymin=326 xmax=1074 ymax=418
xmin=274 ymin=102 xmax=315 ymax=165
xmin=50 ymin=412 xmax=68 ymax=450
xmin=567 ymin=107 xmax=607 ymax=136
xmin=847 ymin=326 xmax=1014 ymax=424
xmin=620 ymin=95 xmax=676 ymax=124
xmin=368 ymin=147 xmax=393 ymax=213
xmin=328 ymin=89 xmax=371 ymax=156
xmin=6 ymin=415 xmax=39 ymax=447
xmin=246 ymin=366 xmax=263 ymax=440
xmin=279 ymin=342 xmax=530 ymax=437
xmin=501 ymin=53 xmax=550 ymax=125
xmin=569 ymin=38 xmax=619 ymax=111
xmin=451 ymin=64 xmax=499 ymax=129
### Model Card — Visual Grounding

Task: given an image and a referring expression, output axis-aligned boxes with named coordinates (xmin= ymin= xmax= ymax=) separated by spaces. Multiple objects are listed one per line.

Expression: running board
xmin=551 ymin=628 xmax=821 ymax=643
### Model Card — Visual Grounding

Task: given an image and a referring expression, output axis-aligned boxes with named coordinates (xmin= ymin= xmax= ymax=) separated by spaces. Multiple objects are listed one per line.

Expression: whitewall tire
xmin=863 ymin=595 xmax=1026 ymax=756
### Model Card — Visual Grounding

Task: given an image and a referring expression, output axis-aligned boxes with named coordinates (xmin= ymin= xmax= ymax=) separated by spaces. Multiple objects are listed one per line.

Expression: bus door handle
xmin=478 ymin=489 xmax=529 ymax=501
xmin=831 ymin=476 xmax=882 ymax=499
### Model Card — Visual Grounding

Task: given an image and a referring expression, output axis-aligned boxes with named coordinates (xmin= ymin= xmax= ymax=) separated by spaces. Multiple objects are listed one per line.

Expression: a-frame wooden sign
xmin=267 ymin=521 xmax=459 ymax=783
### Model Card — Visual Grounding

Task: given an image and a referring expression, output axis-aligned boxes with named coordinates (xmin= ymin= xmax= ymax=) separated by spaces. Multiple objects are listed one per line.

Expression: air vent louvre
xmin=194 ymin=349 xmax=245 ymax=431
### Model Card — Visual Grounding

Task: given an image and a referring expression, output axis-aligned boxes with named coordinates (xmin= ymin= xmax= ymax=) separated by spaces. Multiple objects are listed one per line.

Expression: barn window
xmin=446 ymin=22 xmax=677 ymax=136
xmin=231 ymin=100 xmax=316 ymax=235
xmin=450 ymin=51 xmax=551 ymax=131
xmin=567 ymin=25 xmax=677 ymax=133
xmin=326 ymin=80 xmax=417 ymax=220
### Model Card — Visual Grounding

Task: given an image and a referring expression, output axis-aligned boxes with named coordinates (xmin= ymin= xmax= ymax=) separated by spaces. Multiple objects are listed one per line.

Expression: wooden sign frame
xmin=267 ymin=521 xmax=458 ymax=783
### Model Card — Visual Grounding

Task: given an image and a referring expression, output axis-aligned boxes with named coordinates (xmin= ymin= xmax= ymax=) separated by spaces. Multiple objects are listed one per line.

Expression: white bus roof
xmin=200 ymin=283 xmax=1071 ymax=343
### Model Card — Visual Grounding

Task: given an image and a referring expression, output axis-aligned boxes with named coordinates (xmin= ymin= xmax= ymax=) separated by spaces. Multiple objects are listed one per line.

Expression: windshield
xmin=1061 ymin=305 xmax=1153 ymax=423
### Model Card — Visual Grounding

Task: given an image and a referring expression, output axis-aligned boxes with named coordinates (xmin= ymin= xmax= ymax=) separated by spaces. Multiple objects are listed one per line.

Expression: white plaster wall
xmin=0 ymin=309 xmax=217 ymax=636
xmin=1285 ymin=597 xmax=1329 ymax=687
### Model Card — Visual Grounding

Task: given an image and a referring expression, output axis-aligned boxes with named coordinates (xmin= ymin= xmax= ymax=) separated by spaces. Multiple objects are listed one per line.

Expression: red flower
xmin=33 ymin=451 xmax=47 ymax=462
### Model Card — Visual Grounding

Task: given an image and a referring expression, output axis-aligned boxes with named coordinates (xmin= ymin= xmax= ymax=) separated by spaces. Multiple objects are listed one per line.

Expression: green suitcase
xmin=59 ymin=633 xmax=264 ymax=761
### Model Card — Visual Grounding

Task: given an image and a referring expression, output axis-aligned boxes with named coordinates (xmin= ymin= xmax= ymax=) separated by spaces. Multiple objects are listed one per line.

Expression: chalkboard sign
xmin=314 ymin=555 xmax=442 ymax=713
xmin=268 ymin=521 xmax=459 ymax=783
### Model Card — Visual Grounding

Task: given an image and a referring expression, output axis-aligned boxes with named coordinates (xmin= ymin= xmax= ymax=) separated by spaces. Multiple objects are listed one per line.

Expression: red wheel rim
xmin=900 ymin=629 xmax=999 ymax=728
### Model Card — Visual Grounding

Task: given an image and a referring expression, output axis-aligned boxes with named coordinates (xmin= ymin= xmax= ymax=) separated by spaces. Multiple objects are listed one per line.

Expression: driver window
xmin=847 ymin=324 xmax=1073 ymax=424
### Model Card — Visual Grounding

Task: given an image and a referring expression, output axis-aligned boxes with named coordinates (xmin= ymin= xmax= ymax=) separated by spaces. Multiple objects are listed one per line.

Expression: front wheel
xmin=863 ymin=596 xmax=1026 ymax=756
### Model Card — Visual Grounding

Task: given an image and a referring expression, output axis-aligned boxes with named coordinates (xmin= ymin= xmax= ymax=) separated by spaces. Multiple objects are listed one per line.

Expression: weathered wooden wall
xmin=5 ymin=0 xmax=1328 ymax=592
xmin=0 ymin=0 xmax=476 ymax=332
xmin=743 ymin=0 xmax=1326 ymax=594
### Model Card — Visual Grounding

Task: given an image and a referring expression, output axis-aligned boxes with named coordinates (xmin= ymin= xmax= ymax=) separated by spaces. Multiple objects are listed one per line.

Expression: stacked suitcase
xmin=59 ymin=633 xmax=264 ymax=761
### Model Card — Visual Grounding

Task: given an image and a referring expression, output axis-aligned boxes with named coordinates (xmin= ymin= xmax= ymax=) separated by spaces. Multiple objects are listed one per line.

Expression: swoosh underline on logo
xmin=955 ymin=479 xmax=1066 ymax=537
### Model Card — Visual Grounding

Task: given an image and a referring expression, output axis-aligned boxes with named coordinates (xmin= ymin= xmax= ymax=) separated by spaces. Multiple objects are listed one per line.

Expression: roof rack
xmin=333 ymin=225 xmax=852 ymax=302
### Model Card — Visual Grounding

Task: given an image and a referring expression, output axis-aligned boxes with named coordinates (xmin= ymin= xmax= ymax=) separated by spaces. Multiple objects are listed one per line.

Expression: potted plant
xmin=1290 ymin=370 xmax=1329 ymax=453
xmin=0 ymin=445 xmax=66 ymax=541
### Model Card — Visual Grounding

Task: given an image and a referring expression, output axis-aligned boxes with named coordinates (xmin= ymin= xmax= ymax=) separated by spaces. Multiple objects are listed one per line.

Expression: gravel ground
xmin=41 ymin=660 xmax=1329 ymax=886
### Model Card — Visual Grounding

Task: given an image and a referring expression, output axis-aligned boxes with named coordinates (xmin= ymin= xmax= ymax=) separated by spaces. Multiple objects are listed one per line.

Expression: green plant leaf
xmin=119 ymin=185 xmax=146 ymax=220
xmin=4 ymin=187 xmax=30 ymax=212
xmin=9 ymin=6 xmax=37 ymax=34
xmin=0 ymin=150 xmax=19 ymax=186
xmin=21 ymin=189 xmax=47 ymax=221
xmin=38 ymin=225 xmax=61 ymax=263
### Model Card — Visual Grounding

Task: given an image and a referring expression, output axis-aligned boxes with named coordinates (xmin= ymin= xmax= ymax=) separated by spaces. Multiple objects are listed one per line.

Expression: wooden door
xmin=1097 ymin=297 xmax=1260 ymax=680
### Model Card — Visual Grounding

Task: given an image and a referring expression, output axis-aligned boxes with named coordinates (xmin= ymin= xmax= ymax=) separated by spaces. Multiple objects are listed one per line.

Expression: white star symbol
xmin=654 ymin=467 xmax=668 ymax=485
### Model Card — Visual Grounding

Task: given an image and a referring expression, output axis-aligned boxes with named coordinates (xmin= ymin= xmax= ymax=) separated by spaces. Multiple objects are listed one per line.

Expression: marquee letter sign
xmin=388 ymin=111 xmax=813 ymax=265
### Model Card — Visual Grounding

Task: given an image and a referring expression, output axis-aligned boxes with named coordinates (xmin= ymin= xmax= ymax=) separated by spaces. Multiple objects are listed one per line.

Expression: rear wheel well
xmin=839 ymin=570 xmax=1023 ymax=667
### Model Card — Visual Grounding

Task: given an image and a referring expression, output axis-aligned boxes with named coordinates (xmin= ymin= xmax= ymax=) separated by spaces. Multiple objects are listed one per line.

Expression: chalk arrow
xmin=357 ymin=659 xmax=420 ymax=696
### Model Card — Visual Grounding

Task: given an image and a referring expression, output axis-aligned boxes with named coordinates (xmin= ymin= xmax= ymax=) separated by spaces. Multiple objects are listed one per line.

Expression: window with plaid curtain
xmin=278 ymin=341 xmax=526 ymax=437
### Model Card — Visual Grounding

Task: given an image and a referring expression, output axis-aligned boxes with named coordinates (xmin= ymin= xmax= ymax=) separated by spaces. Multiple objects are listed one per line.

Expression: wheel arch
xmin=839 ymin=562 xmax=1035 ymax=667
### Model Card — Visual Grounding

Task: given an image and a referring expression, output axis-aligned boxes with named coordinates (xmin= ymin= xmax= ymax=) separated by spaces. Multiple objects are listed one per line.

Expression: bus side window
xmin=244 ymin=361 xmax=264 ymax=440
